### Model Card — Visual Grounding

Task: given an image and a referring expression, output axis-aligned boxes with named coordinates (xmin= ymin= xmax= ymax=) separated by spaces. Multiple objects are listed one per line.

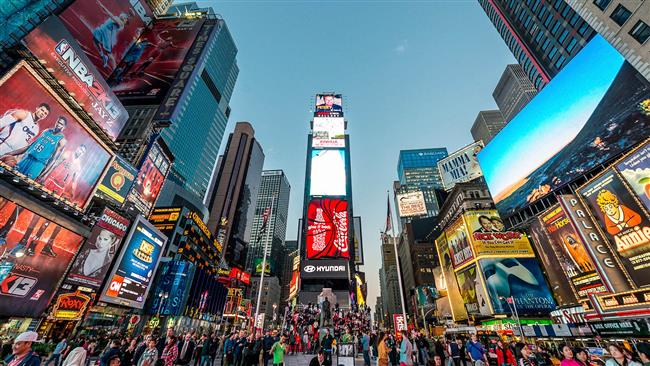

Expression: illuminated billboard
xmin=0 ymin=198 xmax=84 ymax=317
xmin=312 ymin=117 xmax=345 ymax=148
xmin=438 ymin=141 xmax=484 ymax=191
xmin=95 ymin=155 xmax=137 ymax=205
xmin=315 ymin=94 xmax=343 ymax=117
xmin=445 ymin=215 xmax=473 ymax=269
xmin=306 ymin=198 xmax=349 ymax=259
xmin=478 ymin=36 xmax=650 ymax=217
xmin=464 ymin=210 xmax=534 ymax=258
xmin=397 ymin=191 xmax=427 ymax=217
xmin=537 ymin=205 xmax=606 ymax=299
xmin=578 ymin=168 xmax=650 ymax=287
xmin=616 ymin=140 xmax=650 ymax=212
xmin=456 ymin=264 xmax=491 ymax=316
xmin=479 ymin=257 xmax=557 ymax=315
xmin=0 ymin=63 xmax=113 ymax=210
xmin=60 ymin=0 xmax=153 ymax=79
xmin=99 ymin=215 xmax=166 ymax=309
xmin=126 ymin=137 xmax=172 ymax=216
xmin=434 ymin=232 xmax=467 ymax=321
xmin=353 ymin=216 xmax=364 ymax=265
xmin=109 ymin=19 xmax=205 ymax=104
xmin=23 ymin=16 xmax=128 ymax=140
xmin=310 ymin=149 xmax=346 ymax=196
xmin=67 ymin=208 xmax=130 ymax=289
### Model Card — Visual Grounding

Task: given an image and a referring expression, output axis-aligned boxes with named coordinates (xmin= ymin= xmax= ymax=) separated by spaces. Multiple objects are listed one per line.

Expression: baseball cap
xmin=15 ymin=331 xmax=39 ymax=343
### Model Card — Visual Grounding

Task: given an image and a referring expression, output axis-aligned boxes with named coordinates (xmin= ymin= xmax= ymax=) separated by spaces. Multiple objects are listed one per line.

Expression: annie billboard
xmin=478 ymin=36 xmax=650 ymax=217
xmin=306 ymin=198 xmax=349 ymax=259
xmin=0 ymin=63 xmax=113 ymax=210
xmin=23 ymin=16 xmax=128 ymax=140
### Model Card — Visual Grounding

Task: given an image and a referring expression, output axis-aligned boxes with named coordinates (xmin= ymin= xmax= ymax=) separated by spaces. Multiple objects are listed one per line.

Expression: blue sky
xmin=197 ymin=0 xmax=517 ymax=310
xmin=478 ymin=36 xmax=624 ymax=202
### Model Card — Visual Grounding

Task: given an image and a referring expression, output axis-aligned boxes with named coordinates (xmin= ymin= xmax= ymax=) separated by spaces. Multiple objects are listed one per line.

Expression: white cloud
xmin=394 ymin=39 xmax=408 ymax=54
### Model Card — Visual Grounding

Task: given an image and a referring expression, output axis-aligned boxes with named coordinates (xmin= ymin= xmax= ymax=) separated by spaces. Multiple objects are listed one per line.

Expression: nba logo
xmin=55 ymin=40 xmax=70 ymax=56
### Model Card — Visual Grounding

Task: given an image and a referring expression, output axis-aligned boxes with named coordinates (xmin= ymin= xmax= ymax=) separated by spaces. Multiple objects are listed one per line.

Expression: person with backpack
xmin=466 ymin=335 xmax=486 ymax=366
xmin=448 ymin=339 xmax=462 ymax=366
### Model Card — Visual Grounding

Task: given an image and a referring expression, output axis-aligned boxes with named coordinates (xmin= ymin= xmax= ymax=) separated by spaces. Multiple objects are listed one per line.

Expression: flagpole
xmin=254 ymin=194 xmax=275 ymax=333
xmin=388 ymin=191 xmax=408 ymax=325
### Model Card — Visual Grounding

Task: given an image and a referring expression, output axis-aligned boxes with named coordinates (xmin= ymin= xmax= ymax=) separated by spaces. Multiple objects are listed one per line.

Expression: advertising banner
xmin=67 ymin=208 xmax=130 ymax=289
xmin=558 ymin=194 xmax=633 ymax=293
xmin=577 ymin=169 xmax=650 ymax=287
xmin=353 ymin=216 xmax=364 ymax=265
xmin=254 ymin=258 xmax=272 ymax=275
xmin=590 ymin=319 xmax=650 ymax=337
xmin=310 ymin=149 xmax=346 ymax=196
xmin=416 ymin=286 xmax=437 ymax=309
xmin=393 ymin=313 xmax=407 ymax=333
xmin=95 ymin=155 xmax=137 ymax=205
xmin=455 ymin=264 xmax=491 ymax=316
xmin=300 ymin=259 xmax=349 ymax=280
xmin=537 ymin=205 xmax=606 ymax=298
xmin=126 ymin=137 xmax=172 ymax=216
xmin=397 ymin=191 xmax=427 ymax=217
xmin=149 ymin=207 xmax=183 ymax=236
xmin=529 ymin=217 xmax=580 ymax=306
xmin=147 ymin=260 xmax=195 ymax=316
xmin=464 ymin=210 xmax=534 ymax=258
xmin=445 ymin=215 xmax=473 ymax=269
xmin=438 ymin=141 xmax=484 ymax=191
xmin=315 ymin=94 xmax=343 ymax=117
xmin=0 ymin=63 xmax=113 ymax=209
xmin=99 ymin=215 xmax=166 ymax=309
xmin=312 ymin=117 xmax=345 ymax=148
xmin=479 ymin=257 xmax=557 ymax=315
xmin=478 ymin=36 xmax=650 ymax=217
xmin=435 ymin=232 xmax=468 ymax=321
xmin=288 ymin=271 xmax=299 ymax=299
xmin=306 ymin=198 xmax=349 ymax=259
xmin=50 ymin=290 xmax=92 ymax=320
xmin=616 ymin=140 xmax=650 ymax=211
xmin=23 ymin=16 xmax=128 ymax=140
xmin=0 ymin=199 xmax=84 ymax=317
xmin=59 ymin=0 xmax=153 ymax=79
xmin=109 ymin=18 xmax=205 ymax=104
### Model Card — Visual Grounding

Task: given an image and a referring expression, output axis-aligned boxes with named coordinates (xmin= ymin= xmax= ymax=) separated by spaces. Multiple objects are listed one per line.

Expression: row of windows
xmin=594 ymin=1 xmax=650 ymax=44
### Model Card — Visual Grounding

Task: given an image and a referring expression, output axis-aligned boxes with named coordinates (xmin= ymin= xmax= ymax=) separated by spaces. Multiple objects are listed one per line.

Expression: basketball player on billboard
xmin=0 ymin=104 xmax=51 ymax=156
xmin=41 ymin=144 xmax=87 ymax=204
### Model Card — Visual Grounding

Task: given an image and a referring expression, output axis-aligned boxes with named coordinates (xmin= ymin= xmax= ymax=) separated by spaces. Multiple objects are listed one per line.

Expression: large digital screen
xmin=306 ymin=198 xmax=349 ymax=259
xmin=478 ymin=36 xmax=650 ymax=217
xmin=444 ymin=215 xmax=473 ymax=269
xmin=147 ymin=260 xmax=195 ymax=316
xmin=434 ymin=232 xmax=467 ymax=321
xmin=397 ymin=191 xmax=427 ymax=217
xmin=23 ymin=16 xmax=128 ymax=141
xmin=578 ymin=168 xmax=650 ymax=287
xmin=0 ymin=63 xmax=113 ymax=209
xmin=108 ymin=19 xmax=205 ymax=104
xmin=353 ymin=216 xmax=364 ymax=265
xmin=438 ymin=141 xmax=484 ymax=191
xmin=126 ymin=138 xmax=172 ymax=216
xmin=59 ymin=0 xmax=153 ymax=79
xmin=312 ymin=117 xmax=345 ymax=148
xmin=310 ymin=149 xmax=346 ymax=196
xmin=95 ymin=155 xmax=137 ymax=205
xmin=315 ymin=94 xmax=343 ymax=116
xmin=464 ymin=210 xmax=534 ymax=258
xmin=616 ymin=140 xmax=650 ymax=212
xmin=0 ymin=198 xmax=84 ymax=317
xmin=537 ymin=205 xmax=606 ymax=298
xmin=66 ymin=208 xmax=130 ymax=289
xmin=99 ymin=215 xmax=166 ymax=309
xmin=479 ymin=257 xmax=557 ymax=315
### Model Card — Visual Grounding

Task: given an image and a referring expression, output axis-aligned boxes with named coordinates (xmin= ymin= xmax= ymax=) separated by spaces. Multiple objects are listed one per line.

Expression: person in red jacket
xmin=496 ymin=340 xmax=516 ymax=366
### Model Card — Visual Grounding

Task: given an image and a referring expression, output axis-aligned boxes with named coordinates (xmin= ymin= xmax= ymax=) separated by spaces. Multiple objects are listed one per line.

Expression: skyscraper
xmin=478 ymin=0 xmax=596 ymax=90
xmin=245 ymin=170 xmax=291 ymax=273
xmin=493 ymin=64 xmax=538 ymax=122
xmin=470 ymin=110 xmax=507 ymax=145
xmin=395 ymin=148 xmax=448 ymax=221
xmin=207 ymin=122 xmax=265 ymax=269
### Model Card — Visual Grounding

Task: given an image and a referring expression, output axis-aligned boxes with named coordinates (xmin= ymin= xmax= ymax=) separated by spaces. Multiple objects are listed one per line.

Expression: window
xmin=566 ymin=37 xmax=578 ymax=52
xmin=578 ymin=22 xmax=590 ymax=35
xmin=525 ymin=15 xmax=532 ymax=28
xmin=570 ymin=13 xmax=580 ymax=26
xmin=630 ymin=20 xmax=650 ymax=44
xmin=545 ymin=14 xmax=554 ymax=28
xmin=552 ymin=20 xmax=562 ymax=35
xmin=535 ymin=31 xmax=545 ymax=44
xmin=542 ymin=38 xmax=551 ymax=50
xmin=561 ymin=4 xmax=571 ymax=18
xmin=558 ymin=29 xmax=569 ymax=43
xmin=610 ymin=4 xmax=632 ymax=26
xmin=555 ymin=55 xmax=566 ymax=69
xmin=548 ymin=46 xmax=558 ymax=60
xmin=593 ymin=0 xmax=611 ymax=11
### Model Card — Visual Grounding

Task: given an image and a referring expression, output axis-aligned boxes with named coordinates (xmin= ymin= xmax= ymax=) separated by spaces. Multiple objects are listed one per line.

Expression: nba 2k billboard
xmin=0 ymin=63 xmax=113 ymax=210
xmin=59 ymin=0 xmax=154 ymax=79
xmin=306 ymin=198 xmax=349 ymax=259
xmin=0 ymin=197 xmax=84 ymax=317
xmin=108 ymin=19 xmax=205 ymax=104
xmin=126 ymin=137 xmax=173 ymax=216
xmin=22 ymin=16 xmax=128 ymax=140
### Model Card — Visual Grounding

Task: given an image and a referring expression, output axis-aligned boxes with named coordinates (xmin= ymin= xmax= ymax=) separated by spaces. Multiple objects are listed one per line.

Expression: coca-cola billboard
xmin=306 ymin=198 xmax=349 ymax=259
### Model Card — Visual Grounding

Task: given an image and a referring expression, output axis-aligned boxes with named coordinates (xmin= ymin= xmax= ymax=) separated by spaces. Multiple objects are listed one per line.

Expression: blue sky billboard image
xmin=478 ymin=36 xmax=650 ymax=217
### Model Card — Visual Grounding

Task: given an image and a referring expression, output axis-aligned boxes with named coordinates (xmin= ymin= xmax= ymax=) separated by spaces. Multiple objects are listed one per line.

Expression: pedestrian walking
xmin=400 ymin=331 xmax=414 ymax=366
xmin=377 ymin=332 xmax=389 ymax=366
xmin=5 ymin=332 xmax=41 ymax=366
xmin=269 ymin=336 xmax=286 ymax=366
xmin=45 ymin=338 xmax=67 ymax=366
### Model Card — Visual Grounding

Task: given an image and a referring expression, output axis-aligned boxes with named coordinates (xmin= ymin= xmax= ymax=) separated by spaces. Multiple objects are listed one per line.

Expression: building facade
xmin=492 ymin=64 xmax=538 ymax=122
xmin=478 ymin=0 xmax=596 ymax=90
xmin=249 ymin=276 xmax=282 ymax=327
xmin=245 ymin=170 xmax=291 ymax=273
xmin=566 ymin=0 xmax=650 ymax=81
xmin=470 ymin=110 xmax=507 ymax=145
